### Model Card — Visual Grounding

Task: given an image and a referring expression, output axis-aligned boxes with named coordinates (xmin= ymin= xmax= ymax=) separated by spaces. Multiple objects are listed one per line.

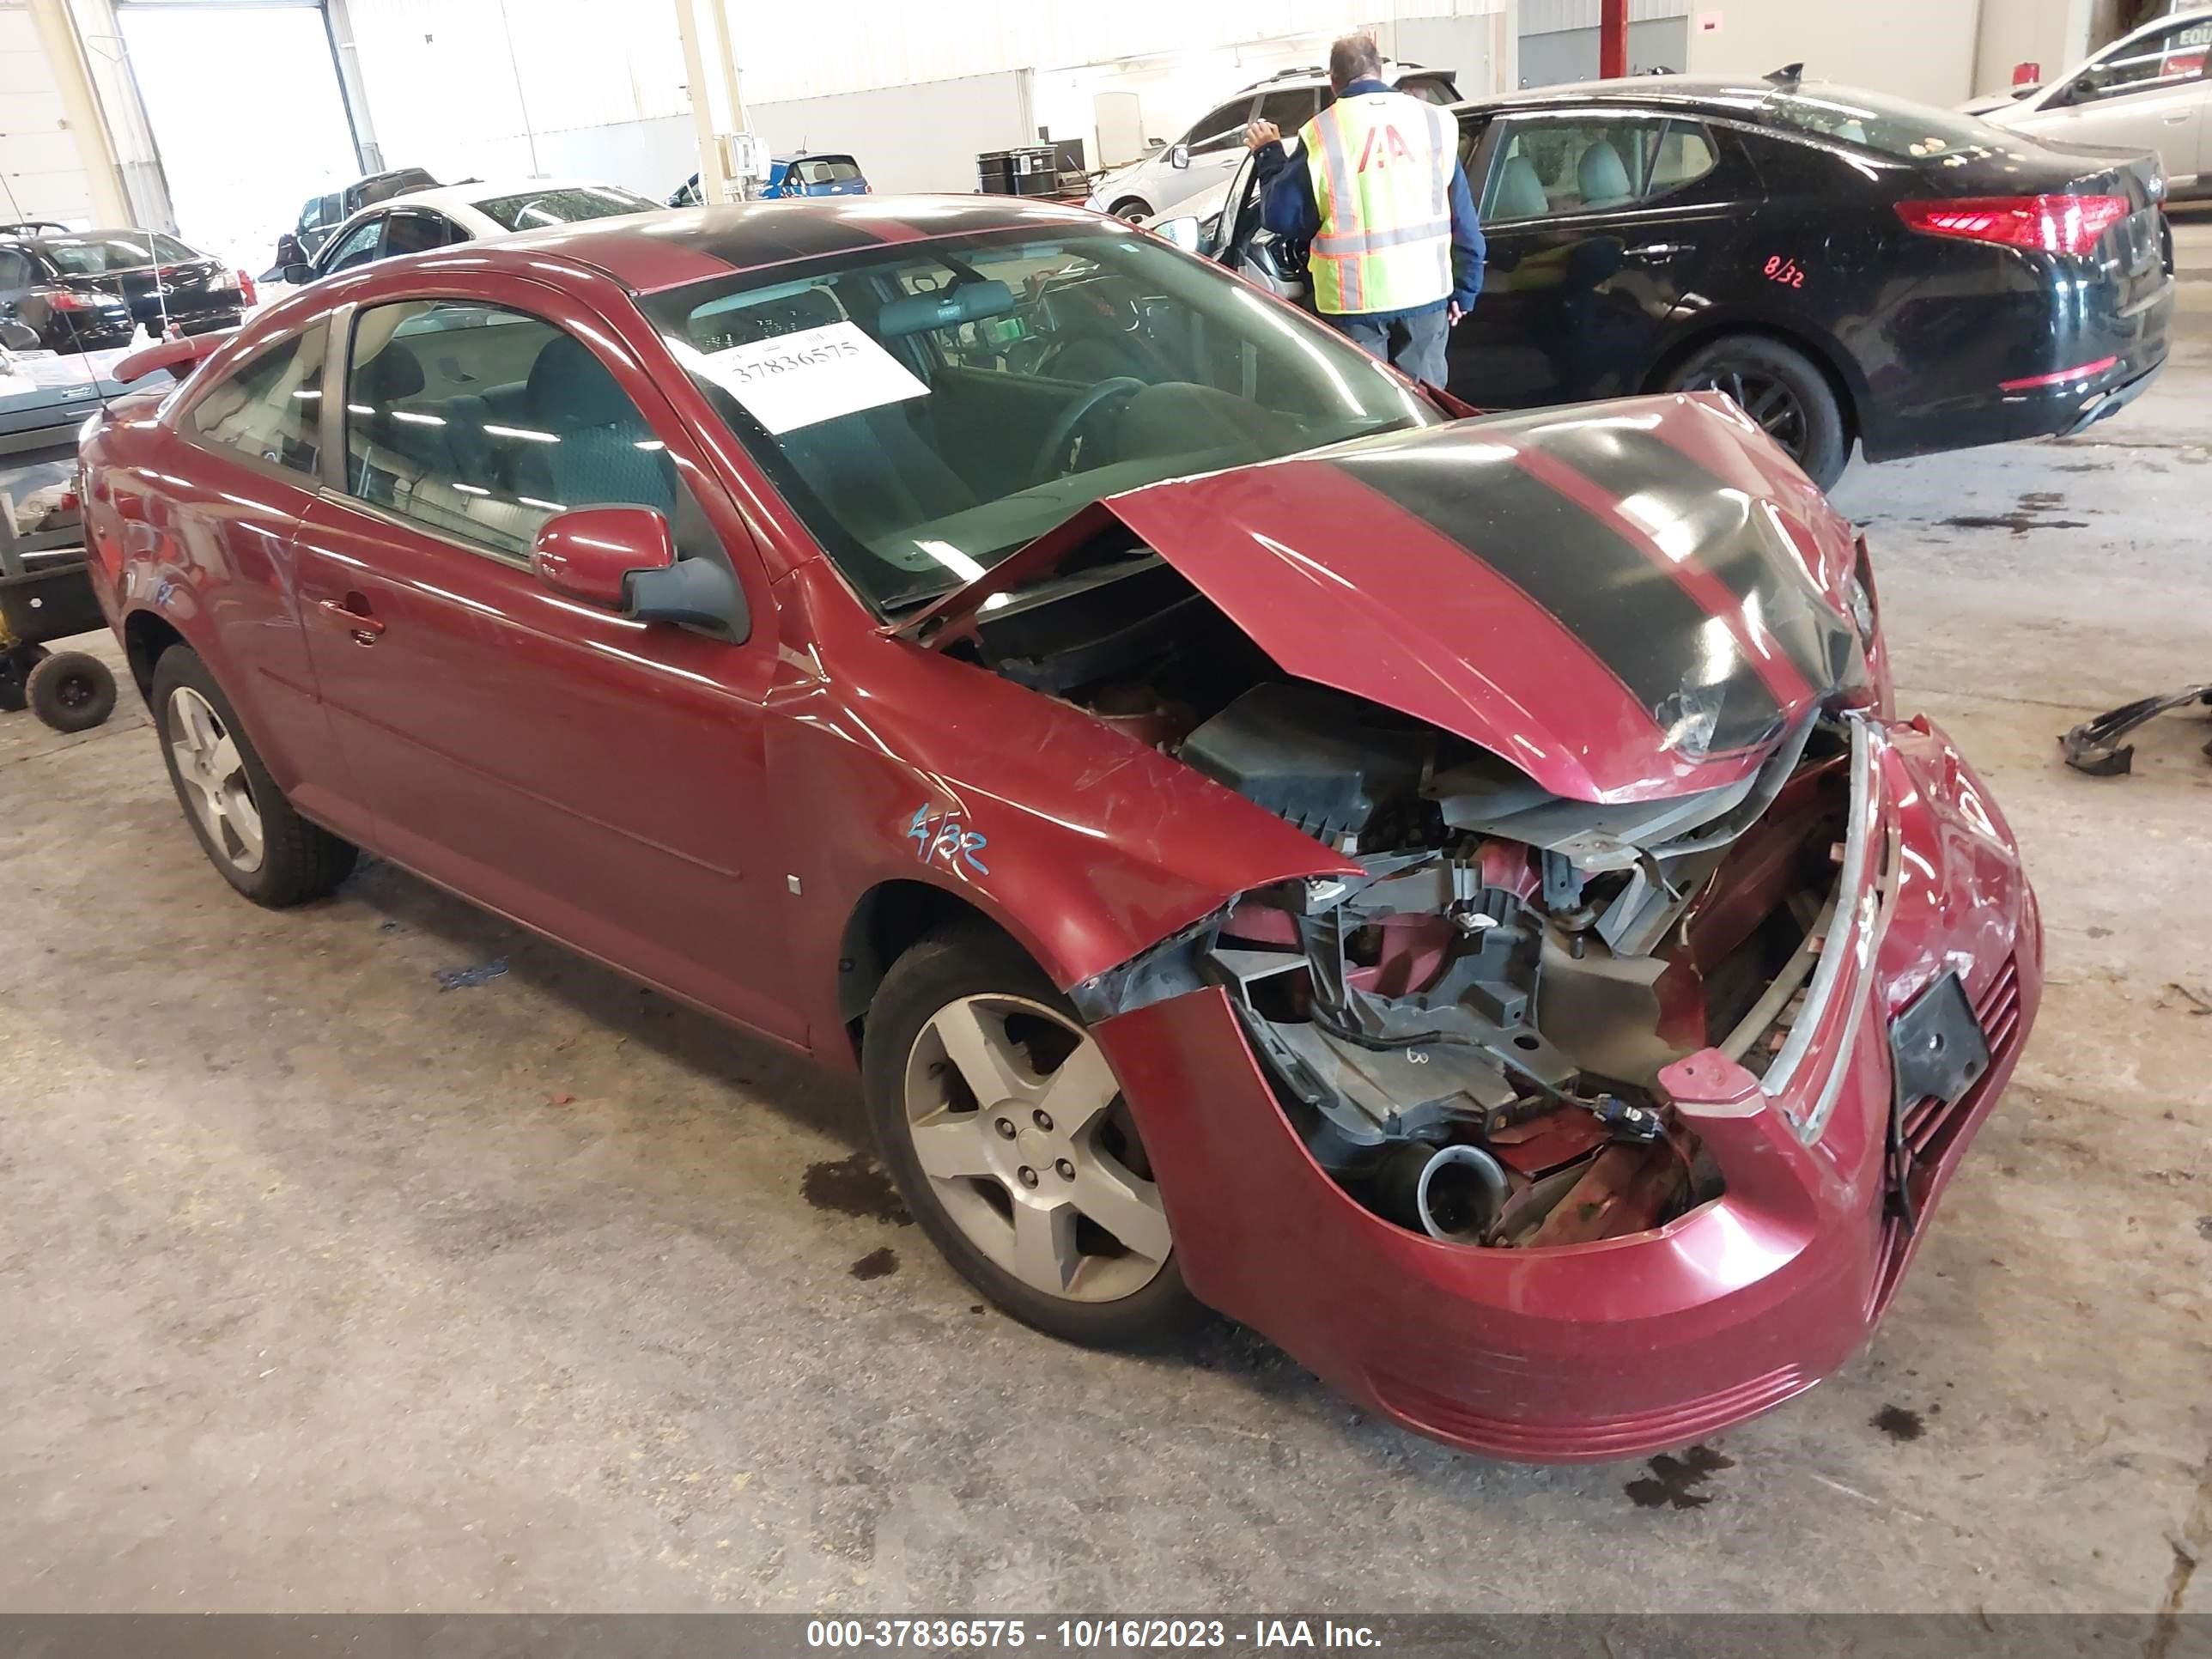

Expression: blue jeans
xmin=1334 ymin=304 xmax=1450 ymax=387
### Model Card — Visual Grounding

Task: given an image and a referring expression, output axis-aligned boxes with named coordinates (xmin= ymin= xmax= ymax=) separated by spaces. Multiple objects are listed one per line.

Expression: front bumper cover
xmin=1093 ymin=714 xmax=2041 ymax=1462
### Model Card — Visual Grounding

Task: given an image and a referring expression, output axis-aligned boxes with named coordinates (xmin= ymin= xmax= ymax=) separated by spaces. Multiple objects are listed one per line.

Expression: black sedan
xmin=1194 ymin=76 xmax=2174 ymax=487
xmin=0 ymin=228 xmax=246 ymax=354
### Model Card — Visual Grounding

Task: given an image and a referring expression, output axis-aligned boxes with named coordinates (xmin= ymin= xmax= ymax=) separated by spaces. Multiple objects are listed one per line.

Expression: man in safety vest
xmin=1244 ymin=33 xmax=1485 ymax=386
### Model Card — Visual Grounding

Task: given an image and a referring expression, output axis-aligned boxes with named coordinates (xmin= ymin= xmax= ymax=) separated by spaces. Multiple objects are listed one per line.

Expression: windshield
xmin=1759 ymin=87 xmax=2017 ymax=160
xmin=44 ymin=234 xmax=198 ymax=275
xmin=639 ymin=223 xmax=1440 ymax=611
xmin=473 ymin=185 xmax=655 ymax=231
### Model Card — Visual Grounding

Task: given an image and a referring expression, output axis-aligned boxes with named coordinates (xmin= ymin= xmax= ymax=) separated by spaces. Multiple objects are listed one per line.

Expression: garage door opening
xmin=115 ymin=2 xmax=359 ymax=274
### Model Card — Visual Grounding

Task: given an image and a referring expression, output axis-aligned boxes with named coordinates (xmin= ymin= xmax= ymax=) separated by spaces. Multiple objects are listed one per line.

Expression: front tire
xmin=151 ymin=645 xmax=357 ymax=907
xmin=1665 ymin=334 xmax=1849 ymax=490
xmin=862 ymin=923 xmax=1205 ymax=1348
xmin=1108 ymin=197 xmax=1152 ymax=223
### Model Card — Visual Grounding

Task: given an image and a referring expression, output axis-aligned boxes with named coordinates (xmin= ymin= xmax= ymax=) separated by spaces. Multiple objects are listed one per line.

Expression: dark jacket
xmin=1252 ymin=77 xmax=1485 ymax=323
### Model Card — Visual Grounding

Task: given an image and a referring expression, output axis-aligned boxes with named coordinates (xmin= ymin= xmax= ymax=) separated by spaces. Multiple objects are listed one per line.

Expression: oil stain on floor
xmin=849 ymin=1246 xmax=899 ymax=1280
xmin=802 ymin=1152 xmax=914 ymax=1227
xmin=1624 ymin=1443 xmax=1735 ymax=1510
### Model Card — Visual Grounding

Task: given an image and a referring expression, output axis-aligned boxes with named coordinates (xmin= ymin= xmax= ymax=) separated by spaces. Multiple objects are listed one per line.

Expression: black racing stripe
xmin=696 ymin=216 xmax=907 ymax=270
xmin=1333 ymin=442 xmax=1789 ymax=759
xmin=1526 ymin=423 xmax=1858 ymax=696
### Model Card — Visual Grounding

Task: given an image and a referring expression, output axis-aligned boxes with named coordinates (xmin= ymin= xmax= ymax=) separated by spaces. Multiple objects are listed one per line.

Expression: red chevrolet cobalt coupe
xmin=81 ymin=199 xmax=2039 ymax=1461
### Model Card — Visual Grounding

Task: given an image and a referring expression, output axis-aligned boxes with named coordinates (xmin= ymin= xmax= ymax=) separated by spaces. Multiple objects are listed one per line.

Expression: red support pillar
xmin=1600 ymin=0 xmax=1630 ymax=79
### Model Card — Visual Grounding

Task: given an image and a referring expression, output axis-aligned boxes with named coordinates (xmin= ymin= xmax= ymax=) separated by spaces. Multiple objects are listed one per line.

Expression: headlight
xmin=1844 ymin=569 xmax=1877 ymax=645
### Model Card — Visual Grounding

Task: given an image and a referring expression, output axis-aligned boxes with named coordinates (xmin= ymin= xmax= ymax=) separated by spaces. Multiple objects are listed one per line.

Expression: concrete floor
xmin=3 ymin=231 xmax=2210 ymax=1621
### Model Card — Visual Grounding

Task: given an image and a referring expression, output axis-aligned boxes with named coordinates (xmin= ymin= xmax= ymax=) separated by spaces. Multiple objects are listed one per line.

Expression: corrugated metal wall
xmin=1519 ymin=0 xmax=1686 ymax=33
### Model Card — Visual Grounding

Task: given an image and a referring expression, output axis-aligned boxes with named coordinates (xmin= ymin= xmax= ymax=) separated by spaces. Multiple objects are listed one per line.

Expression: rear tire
xmin=1665 ymin=334 xmax=1849 ymax=490
xmin=862 ymin=922 xmax=1206 ymax=1349
xmin=26 ymin=650 xmax=116 ymax=732
xmin=151 ymin=645 xmax=357 ymax=907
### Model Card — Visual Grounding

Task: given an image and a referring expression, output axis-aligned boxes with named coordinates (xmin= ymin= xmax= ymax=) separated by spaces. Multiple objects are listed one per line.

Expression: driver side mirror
xmin=282 ymin=262 xmax=313 ymax=285
xmin=2064 ymin=68 xmax=2109 ymax=104
xmin=1152 ymin=216 xmax=1204 ymax=252
xmin=530 ymin=505 xmax=750 ymax=636
xmin=1167 ymin=143 xmax=1191 ymax=171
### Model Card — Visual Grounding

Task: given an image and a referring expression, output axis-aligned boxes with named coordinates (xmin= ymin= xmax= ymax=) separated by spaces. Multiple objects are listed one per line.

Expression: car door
xmin=1161 ymin=95 xmax=1259 ymax=214
xmin=1449 ymin=111 xmax=1735 ymax=406
xmin=155 ymin=319 xmax=363 ymax=831
xmin=0 ymin=244 xmax=38 ymax=336
xmin=288 ymin=283 xmax=799 ymax=1041
xmin=2027 ymin=16 xmax=2212 ymax=185
xmin=315 ymin=213 xmax=387 ymax=279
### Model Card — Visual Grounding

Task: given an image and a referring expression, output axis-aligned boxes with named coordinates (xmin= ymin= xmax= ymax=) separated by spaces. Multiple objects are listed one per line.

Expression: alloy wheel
xmin=167 ymin=685 xmax=264 ymax=873
xmin=1684 ymin=365 xmax=1808 ymax=459
xmin=901 ymin=994 xmax=1170 ymax=1303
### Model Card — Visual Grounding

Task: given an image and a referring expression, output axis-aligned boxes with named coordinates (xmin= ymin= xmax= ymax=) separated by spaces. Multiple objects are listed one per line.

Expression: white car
xmin=292 ymin=179 xmax=659 ymax=282
xmin=1973 ymin=9 xmax=2212 ymax=199
xmin=1084 ymin=61 xmax=1458 ymax=222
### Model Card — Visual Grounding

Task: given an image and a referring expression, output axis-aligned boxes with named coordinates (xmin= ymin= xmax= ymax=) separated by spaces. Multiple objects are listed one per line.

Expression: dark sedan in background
xmin=0 ymin=227 xmax=247 ymax=353
xmin=1198 ymin=76 xmax=2174 ymax=487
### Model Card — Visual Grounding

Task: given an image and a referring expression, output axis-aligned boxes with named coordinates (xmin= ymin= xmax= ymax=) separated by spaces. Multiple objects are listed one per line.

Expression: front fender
xmin=765 ymin=601 xmax=1358 ymax=1048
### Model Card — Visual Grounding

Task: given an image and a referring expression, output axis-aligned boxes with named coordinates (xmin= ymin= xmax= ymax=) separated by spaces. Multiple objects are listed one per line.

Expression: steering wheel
xmin=1030 ymin=377 xmax=1146 ymax=479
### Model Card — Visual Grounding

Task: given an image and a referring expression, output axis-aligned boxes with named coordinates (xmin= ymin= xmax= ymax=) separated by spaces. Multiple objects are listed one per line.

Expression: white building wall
xmin=343 ymin=0 xmax=1511 ymax=192
xmin=0 ymin=0 xmax=94 ymax=226
xmin=1682 ymin=0 xmax=1980 ymax=107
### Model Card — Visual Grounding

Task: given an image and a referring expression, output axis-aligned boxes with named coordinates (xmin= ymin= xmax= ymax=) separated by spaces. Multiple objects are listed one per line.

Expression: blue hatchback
xmin=667 ymin=153 xmax=870 ymax=205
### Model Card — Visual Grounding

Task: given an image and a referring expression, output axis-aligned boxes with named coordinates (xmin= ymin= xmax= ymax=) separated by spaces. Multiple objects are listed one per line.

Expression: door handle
xmin=317 ymin=596 xmax=385 ymax=643
xmin=2161 ymin=112 xmax=2192 ymax=124
xmin=1625 ymin=241 xmax=1693 ymax=262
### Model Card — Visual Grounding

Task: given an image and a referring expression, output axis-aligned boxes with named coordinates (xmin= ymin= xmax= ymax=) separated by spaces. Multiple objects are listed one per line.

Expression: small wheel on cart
xmin=25 ymin=650 xmax=117 ymax=732
xmin=0 ymin=643 xmax=50 ymax=713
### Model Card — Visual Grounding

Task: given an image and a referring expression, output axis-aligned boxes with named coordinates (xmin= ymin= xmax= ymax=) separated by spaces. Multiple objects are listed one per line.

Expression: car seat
xmin=522 ymin=332 xmax=678 ymax=515
xmin=1576 ymin=140 xmax=1636 ymax=209
xmin=1491 ymin=155 xmax=1550 ymax=220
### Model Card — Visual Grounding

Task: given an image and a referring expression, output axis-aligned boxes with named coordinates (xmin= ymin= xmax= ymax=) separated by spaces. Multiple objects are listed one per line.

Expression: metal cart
xmin=0 ymin=344 xmax=134 ymax=732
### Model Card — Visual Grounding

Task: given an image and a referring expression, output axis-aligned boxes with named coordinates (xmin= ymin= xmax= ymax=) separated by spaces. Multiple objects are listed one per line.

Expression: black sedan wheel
xmin=1666 ymin=335 xmax=1848 ymax=491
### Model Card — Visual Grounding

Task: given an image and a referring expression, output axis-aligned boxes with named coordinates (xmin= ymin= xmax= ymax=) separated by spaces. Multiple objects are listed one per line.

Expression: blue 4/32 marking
xmin=907 ymin=805 xmax=989 ymax=878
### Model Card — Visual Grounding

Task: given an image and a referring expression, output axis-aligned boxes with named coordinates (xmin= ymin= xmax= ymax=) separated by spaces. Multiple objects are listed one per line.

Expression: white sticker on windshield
xmin=696 ymin=320 xmax=927 ymax=434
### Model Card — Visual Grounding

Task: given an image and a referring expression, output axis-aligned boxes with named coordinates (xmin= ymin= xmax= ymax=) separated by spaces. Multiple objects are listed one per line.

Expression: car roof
xmin=481 ymin=196 xmax=1111 ymax=294
xmin=1232 ymin=58 xmax=1445 ymax=94
xmin=0 ymin=227 xmax=194 ymax=252
xmin=384 ymin=178 xmax=643 ymax=212
xmin=1452 ymin=75 xmax=1789 ymax=118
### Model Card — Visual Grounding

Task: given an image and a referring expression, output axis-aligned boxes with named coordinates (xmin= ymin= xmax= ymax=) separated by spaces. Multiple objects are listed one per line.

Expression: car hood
xmin=902 ymin=393 xmax=1867 ymax=805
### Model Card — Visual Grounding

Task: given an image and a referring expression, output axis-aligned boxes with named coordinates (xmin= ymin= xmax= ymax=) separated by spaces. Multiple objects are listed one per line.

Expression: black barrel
xmin=977 ymin=145 xmax=1061 ymax=196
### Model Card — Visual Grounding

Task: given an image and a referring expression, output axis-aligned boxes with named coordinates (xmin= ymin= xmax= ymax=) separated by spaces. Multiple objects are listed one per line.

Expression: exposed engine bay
xmin=939 ymin=539 xmax=1859 ymax=1250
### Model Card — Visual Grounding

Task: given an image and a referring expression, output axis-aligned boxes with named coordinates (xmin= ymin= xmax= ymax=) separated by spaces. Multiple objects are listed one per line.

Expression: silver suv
xmin=1083 ymin=61 xmax=1460 ymax=222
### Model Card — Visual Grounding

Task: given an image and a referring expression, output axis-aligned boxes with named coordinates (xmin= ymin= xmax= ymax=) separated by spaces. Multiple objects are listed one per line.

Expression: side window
xmin=321 ymin=217 xmax=385 ymax=274
xmin=1646 ymin=121 xmax=1718 ymax=200
xmin=0 ymin=248 xmax=33 ymax=289
xmin=1255 ymin=88 xmax=1317 ymax=134
xmin=2073 ymin=19 xmax=2212 ymax=101
xmin=1480 ymin=116 xmax=1669 ymax=219
xmin=299 ymin=198 xmax=325 ymax=234
xmin=185 ymin=325 xmax=326 ymax=475
xmin=1188 ymin=99 xmax=1255 ymax=156
xmin=343 ymin=299 xmax=682 ymax=560
xmin=380 ymin=212 xmax=453 ymax=257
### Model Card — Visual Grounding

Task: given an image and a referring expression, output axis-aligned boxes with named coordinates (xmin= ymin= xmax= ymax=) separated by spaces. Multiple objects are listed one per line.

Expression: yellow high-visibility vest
xmin=1300 ymin=91 xmax=1457 ymax=315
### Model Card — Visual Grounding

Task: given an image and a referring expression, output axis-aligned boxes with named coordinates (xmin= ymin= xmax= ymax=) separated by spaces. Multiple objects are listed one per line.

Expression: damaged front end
xmin=1073 ymin=682 xmax=1859 ymax=1252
